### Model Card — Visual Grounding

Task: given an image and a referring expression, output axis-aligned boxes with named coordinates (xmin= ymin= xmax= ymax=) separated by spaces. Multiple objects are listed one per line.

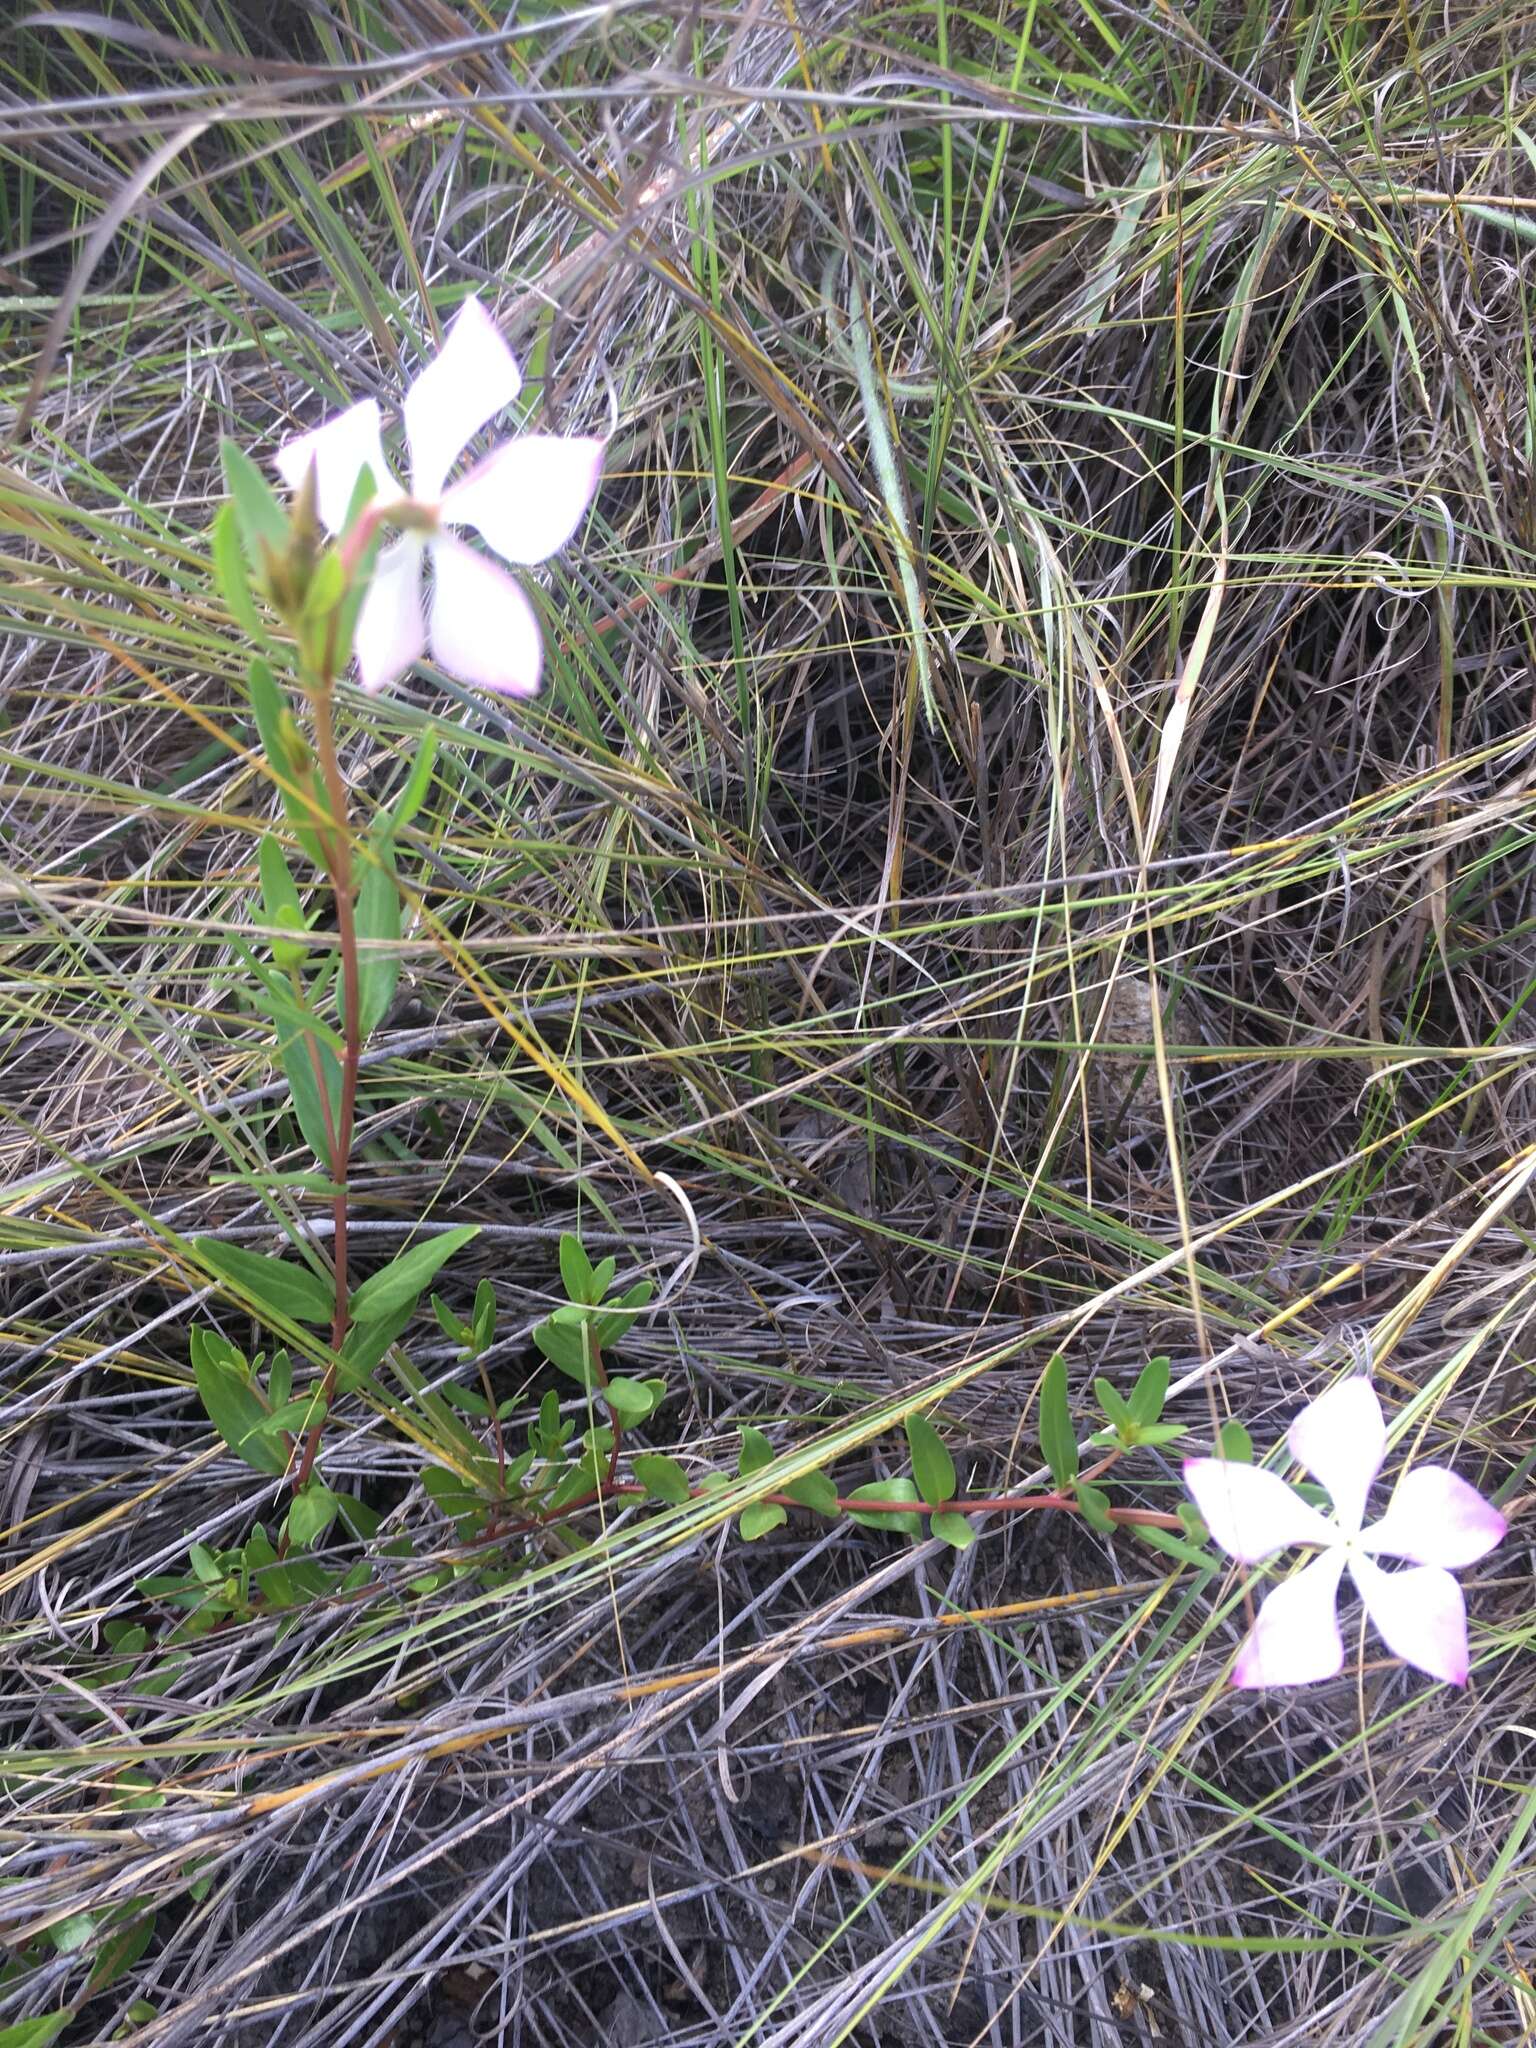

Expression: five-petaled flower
xmin=1184 ymin=1377 xmax=1504 ymax=1688
xmin=274 ymin=298 xmax=603 ymax=696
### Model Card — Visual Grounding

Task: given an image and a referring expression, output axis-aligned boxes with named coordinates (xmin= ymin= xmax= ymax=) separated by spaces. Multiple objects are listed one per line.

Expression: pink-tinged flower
xmin=1184 ymin=1377 xmax=1505 ymax=1689
xmin=274 ymin=299 xmax=604 ymax=696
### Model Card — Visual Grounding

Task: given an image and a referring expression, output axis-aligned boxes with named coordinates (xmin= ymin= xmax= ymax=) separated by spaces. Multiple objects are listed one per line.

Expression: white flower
xmin=275 ymin=299 xmax=603 ymax=696
xmin=1184 ymin=1377 xmax=1505 ymax=1688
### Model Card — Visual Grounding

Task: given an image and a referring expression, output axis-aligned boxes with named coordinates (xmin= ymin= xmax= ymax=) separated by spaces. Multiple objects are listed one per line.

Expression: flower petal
xmin=1360 ymin=1464 xmax=1506 ymax=1568
xmin=1183 ymin=1458 xmax=1340 ymax=1563
xmin=427 ymin=537 xmax=544 ymax=695
xmin=1349 ymin=1554 xmax=1471 ymax=1686
xmin=1232 ymin=1551 xmax=1347 ymax=1687
xmin=353 ymin=536 xmax=426 ymax=694
xmin=275 ymin=399 xmax=399 ymax=536
xmin=1288 ymin=1377 xmax=1386 ymax=1536
xmin=441 ymin=434 xmax=605 ymax=565
xmin=404 ymin=299 xmax=523 ymax=502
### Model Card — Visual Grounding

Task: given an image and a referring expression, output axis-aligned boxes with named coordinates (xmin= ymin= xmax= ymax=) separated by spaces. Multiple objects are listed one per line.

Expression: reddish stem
xmin=484 ymin=1478 xmax=1184 ymax=1542
xmin=585 ymin=1336 xmax=623 ymax=1491
xmin=476 ymin=1353 xmax=507 ymax=1491
xmin=290 ymin=680 xmax=362 ymax=1499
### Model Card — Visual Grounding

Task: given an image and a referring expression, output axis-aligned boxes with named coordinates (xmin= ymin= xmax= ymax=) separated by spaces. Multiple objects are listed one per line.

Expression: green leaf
xmin=544 ymin=1449 xmax=603 ymax=1512
xmin=194 ymin=1237 xmax=333 ymax=1326
xmin=258 ymin=834 xmax=309 ymax=964
xmin=590 ymin=1255 xmax=617 ymax=1300
xmin=301 ymin=547 xmax=346 ymax=636
xmin=137 ymin=1572 xmax=198 ymax=1599
xmin=533 ymin=1316 xmax=596 ymax=1387
xmin=212 ymin=501 xmax=264 ymax=638
xmin=271 ymin=906 xmax=311 ymax=978
xmin=350 ymin=1226 xmax=479 ymax=1325
xmin=261 ymin=1396 xmax=326 ymax=1434
xmin=87 ymin=1906 xmax=155 ymax=1993
xmin=188 ymin=1543 xmax=222 ymax=1585
xmin=931 ymin=1510 xmax=975 ymax=1550
xmin=333 ymin=534 xmax=385 ymax=664
xmin=246 ymin=1531 xmax=301 ymax=1605
xmin=246 ymin=652 xmax=284 ymax=736
xmin=268 ymin=1349 xmax=292 ymax=1410
xmin=336 ymin=1495 xmax=382 ymax=1541
xmin=0 ymin=2013 xmax=70 ymax=2046
xmin=337 ymin=1299 xmax=414 ymax=1390
xmin=221 ymin=438 xmax=288 ymax=558
xmin=422 ymin=1464 xmax=484 ymax=1523
xmin=593 ymin=1279 xmax=654 ymax=1349
xmin=112 ymin=1770 xmax=165 ymax=1814
xmin=353 ymin=832 xmax=401 ymax=1038
xmin=559 ymin=1231 xmax=596 ymax=1304
xmin=1216 ymin=1419 xmax=1253 ymax=1463
xmin=441 ymin=1383 xmax=490 ymax=1418
xmin=387 ymin=728 xmax=438 ymax=832
xmin=269 ymin=993 xmax=344 ymax=1170
xmin=432 ymin=1293 xmax=471 ymax=1346
xmin=1128 ymin=1354 xmax=1170 ymax=1427
xmin=1095 ymin=1378 xmax=1133 ymax=1432
xmin=1039 ymin=1354 xmax=1077 ymax=1486
xmin=471 ymin=1277 xmax=496 ymax=1353
xmin=604 ymin=1376 xmax=659 ymax=1427
xmin=328 ymin=469 xmax=382 ymax=656
xmin=190 ymin=1326 xmax=246 ymax=1376
xmin=1135 ymin=1523 xmax=1215 ymax=1568
xmin=632 ymin=1452 xmax=691 ymax=1504
xmin=286 ymin=1482 xmax=340 ymax=1549
xmin=904 ymin=1412 xmax=956 ymax=1508
xmin=210 ymin=1170 xmax=345 ymax=1195
xmin=739 ymin=1501 xmax=787 ymax=1542
xmin=47 ymin=1908 xmax=96 ymax=1955
xmin=247 ymin=657 xmax=324 ymax=869
xmin=1134 ymin=1422 xmax=1186 ymax=1448
xmin=240 ymin=954 xmax=342 ymax=1179
xmin=785 ymin=1469 xmax=840 ymax=1516
xmin=845 ymin=1476 xmax=924 ymax=1536
xmin=336 ymin=460 xmax=380 ymax=540
xmin=738 ymin=1425 xmax=774 ymax=1477
xmin=529 ymin=1389 xmax=569 ymax=1455
xmin=193 ymin=1356 xmax=288 ymax=1476
xmin=1076 ymin=1481 xmax=1116 ymax=1534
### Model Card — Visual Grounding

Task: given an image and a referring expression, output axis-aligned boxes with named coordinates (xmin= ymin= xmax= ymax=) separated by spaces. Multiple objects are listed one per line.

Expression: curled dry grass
xmin=0 ymin=1 xmax=1534 ymax=2042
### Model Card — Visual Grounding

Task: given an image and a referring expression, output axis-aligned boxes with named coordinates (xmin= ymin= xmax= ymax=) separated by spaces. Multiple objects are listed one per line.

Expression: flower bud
xmin=260 ymin=460 xmax=325 ymax=621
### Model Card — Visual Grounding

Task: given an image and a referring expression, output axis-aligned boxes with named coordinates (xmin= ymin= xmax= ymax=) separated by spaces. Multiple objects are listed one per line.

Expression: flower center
xmin=392 ymin=498 xmax=442 ymax=536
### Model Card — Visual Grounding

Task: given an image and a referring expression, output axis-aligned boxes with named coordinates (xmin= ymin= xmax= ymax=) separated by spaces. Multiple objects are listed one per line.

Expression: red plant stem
xmin=585 ymin=1337 xmax=623 ymax=1490
xmin=291 ymin=679 xmax=362 ymax=1498
xmin=476 ymin=1353 xmax=507 ymax=1490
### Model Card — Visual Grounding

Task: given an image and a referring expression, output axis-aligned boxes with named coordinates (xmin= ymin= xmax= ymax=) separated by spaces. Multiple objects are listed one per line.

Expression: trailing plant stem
xmin=491 ymin=1480 xmax=1184 ymax=1539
